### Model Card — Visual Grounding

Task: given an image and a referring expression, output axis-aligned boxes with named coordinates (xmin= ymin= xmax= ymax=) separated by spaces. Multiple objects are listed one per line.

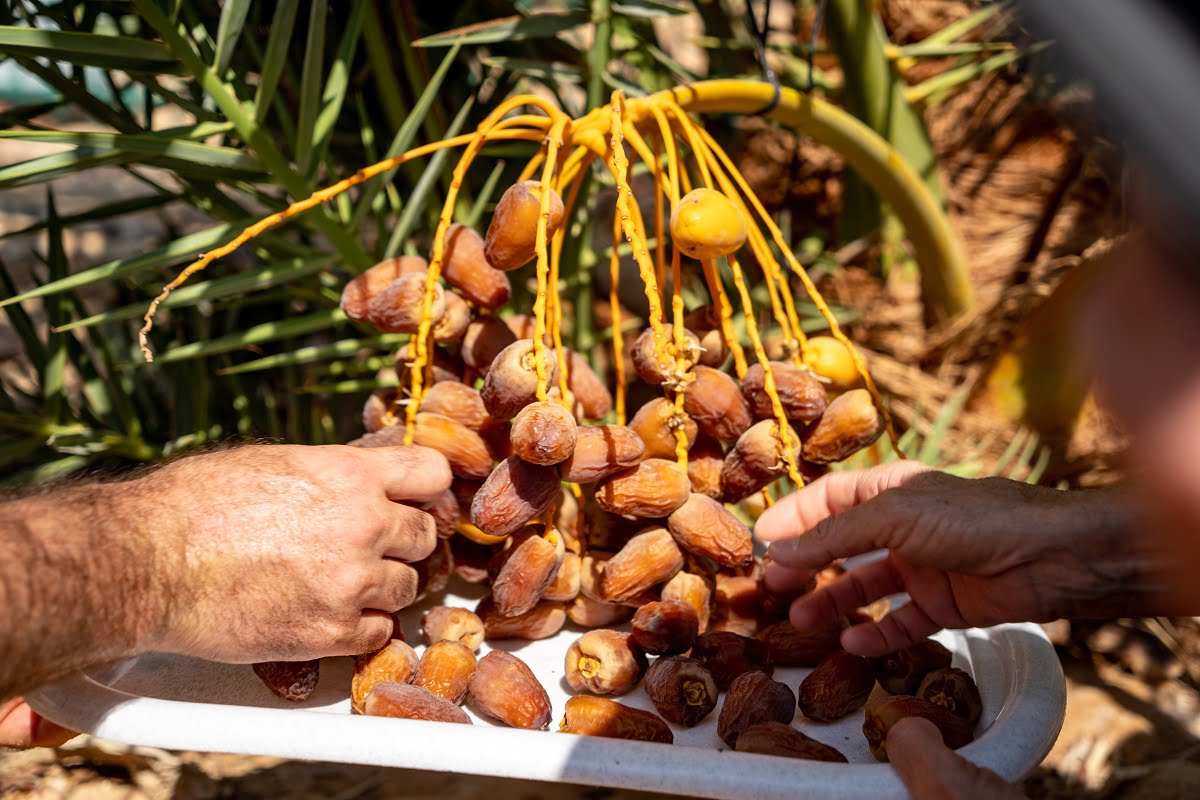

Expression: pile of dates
xmin=249 ymin=181 xmax=972 ymax=761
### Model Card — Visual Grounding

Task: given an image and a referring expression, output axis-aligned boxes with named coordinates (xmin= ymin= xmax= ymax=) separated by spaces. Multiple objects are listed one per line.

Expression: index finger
xmin=358 ymin=445 xmax=453 ymax=503
xmin=753 ymin=460 xmax=933 ymax=544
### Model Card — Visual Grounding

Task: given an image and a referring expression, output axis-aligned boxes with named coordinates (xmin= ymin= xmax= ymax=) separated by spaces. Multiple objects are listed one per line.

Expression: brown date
xmin=542 ymin=550 xmax=581 ymax=602
xmin=510 ymin=401 xmax=578 ymax=466
xmin=469 ymin=650 xmax=552 ymax=730
xmin=489 ymin=528 xmax=564 ymax=617
xmin=660 ymin=571 xmax=712 ymax=634
xmin=566 ymin=350 xmax=613 ymax=420
xmin=564 ymin=630 xmax=647 ymax=696
xmin=432 ymin=289 xmax=471 ymax=343
xmin=802 ymin=389 xmax=884 ymax=464
xmin=481 ymin=339 xmax=559 ymax=420
xmin=741 ymin=361 xmax=827 ymax=423
xmin=484 ymin=180 xmax=565 ymax=271
xmin=461 ymin=315 xmax=518 ymax=374
xmin=691 ymin=631 xmax=772 ymax=690
xmin=412 ymin=412 xmax=493 ymax=480
xmin=631 ymin=327 xmax=701 ymax=386
xmin=798 ymin=650 xmax=877 ymax=722
xmin=560 ymin=425 xmax=645 ymax=484
xmin=756 ymin=620 xmax=843 ymax=667
xmin=439 ymin=223 xmax=511 ymax=310
xmin=470 ymin=455 xmax=561 ymax=537
xmin=686 ymin=435 xmax=725 ymax=499
xmin=628 ymin=397 xmax=699 ymax=460
xmin=559 ymin=695 xmax=673 ymax=744
xmin=419 ymin=382 xmax=489 ymax=431
xmin=667 ymin=493 xmax=753 ymax=567
xmin=917 ymin=667 xmax=983 ymax=726
xmin=600 ymin=527 xmax=685 ymax=604
xmin=566 ymin=594 xmax=634 ymax=628
xmin=863 ymin=696 xmax=974 ymax=762
xmin=720 ymin=419 xmax=801 ymax=503
xmin=734 ymin=722 xmax=848 ymax=763
xmin=717 ymin=671 xmax=796 ymax=747
xmin=351 ymin=640 xmax=419 ymax=714
xmin=477 ymin=597 xmax=567 ymax=641
xmin=684 ymin=365 xmax=752 ymax=442
xmin=643 ymin=655 xmax=718 ymax=727
xmin=367 ymin=273 xmax=445 ymax=334
xmin=594 ymin=458 xmax=690 ymax=518
xmin=874 ymin=639 xmax=953 ymax=695
xmin=364 ymin=682 xmax=471 ymax=724
xmin=253 ymin=660 xmax=319 ymax=702
xmin=414 ymin=640 xmax=477 ymax=704
xmin=631 ymin=600 xmax=699 ymax=655
xmin=340 ymin=255 xmax=426 ymax=322
xmin=421 ymin=606 xmax=485 ymax=651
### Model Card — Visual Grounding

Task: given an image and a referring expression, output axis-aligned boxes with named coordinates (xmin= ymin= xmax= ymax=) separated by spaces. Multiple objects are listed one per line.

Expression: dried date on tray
xmin=560 ymin=695 xmax=673 ymax=744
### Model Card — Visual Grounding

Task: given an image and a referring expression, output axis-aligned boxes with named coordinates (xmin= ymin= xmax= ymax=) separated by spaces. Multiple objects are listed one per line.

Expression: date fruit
xmin=717 ymin=671 xmax=796 ymax=747
xmin=363 ymin=388 xmax=398 ymax=433
xmin=559 ymin=695 xmax=673 ymax=744
xmin=756 ymin=621 xmax=843 ymax=667
xmin=440 ymin=223 xmax=511 ymax=309
xmin=660 ymin=571 xmax=712 ymax=634
xmin=684 ymin=305 xmax=730 ymax=368
xmin=874 ymin=639 xmax=953 ymax=695
xmin=510 ymin=401 xmax=578 ymax=466
xmin=253 ymin=660 xmax=319 ymax=702
xmin=560 ymin=425 xmax=645 ymax=483
xmin=686 ymin=435 xmax=725 ymax=499
xmin=351 ymin=640 xmax=419 ymax=714
xmin=643 ymin=655 xmax=717 ymax=726
xmin=364 ymin=682 xmax=471 ymax=724
xmin=565 ymin=630 xmax=647 ymax=695
xmin=666 ymin=493 xmax=753 ymax=567
xmin=629 ymin=397 xmax=699 ymax=459
xmin=432 ymin=290 xmax=471 ymax=343
xmin=490 ymin=528 xmax=564 ymax=617
xmin=631 ymin=600 xmax=700 ymax=655
xmin=413 ymin=640 xmax=477 ymax=704
xmin=470 ymin=455 xmax=561 ymax=537
xmin=631 ymin=327 xmax=701 ymax=386
xmin=734 ymin=722 xmax=848 ymax=762
xmin=742 ymin=361 xmax=827 ymax=423
xmin=798 ymin=651 xmax=876 ymax=722
xmin=450 ymin=535 xmax=494 ymax=584
xmin=461 ymin=315 xmax=518 ymax=374
xmin=683 ymin=366 xmax=752 ymax=442
xmin=542 ymin=550 xmax=582 ymax=602
xmin=566 ymin=350 xmax=613 ymax=420
xmin=422 ymin=489 xmax=462 ymax=539
xmin=419 ymin=382 xmax=489 ymax=431
xmin=340 ymin=255 xmax=427 ymax=322
xmin=692 ymin=631 xmax=772 ymax=690
xmin=413 ymin=412 xmax=493 ymax=480
xmin=600 ymin=527 xmax=684 ymax=603
xmin=720 ymin=419 xmax=801 ymax=503
xmin=595 ymin=458 xmax=690 ymax=518
xmin=481 ymin=340 xmax=559 ymax=420
xmin=422 ymin=606 xmax=485 ymax=651
xmin=863 ymin=696 xmax=974 ymax=761
xmin=484 ymin=181 xmax=565 ymax=271
xmin=477 ymin=598 xmax=567 ymax=640
xmin=802 ymin=389 xmax=884 ymax=464
xmin=917 ymin=667 xmax=982 ymax=726
xmin=367 ymin=273 xmax=445 ymax=334
xmin=469 ymin=650 xmax=552 ymax=729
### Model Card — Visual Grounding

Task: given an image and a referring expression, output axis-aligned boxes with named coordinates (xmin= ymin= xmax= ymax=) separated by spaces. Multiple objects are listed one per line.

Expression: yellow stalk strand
xmin=695 ymin=126 xmax=902 ymax=455
xmin=406 ymin=97 xmax=571 ymax=442
xmin=548 ymin=151 xmax=594 ymax=405
xmin=610 ymin=211 xmax=627 ymax=425
xmin=137 ymin=126 xmax=546 ymax=361
xmin=518 ymin=148 xmax=547 ymax=183
xmin=670 ymin=246 xmax=691 ymax=468
xmin=726 ymin=253 xmax=803 ymax=487
xmin=645 ymin=103 xmax=680 ymax=205
xmin=605 ymin=91 xmax=671 ymax=383
xmin=700 ymin=257 xmax=747 ymax=377
xmin=532 ymin=116 xmax=570 ymax=402
xmin=761 ymin=488 xmax=774 ymax=508
xmin=664 ymin=102 xmax=712 ymax=189
xmin=651 ymin=134 xmax=666 ymax=298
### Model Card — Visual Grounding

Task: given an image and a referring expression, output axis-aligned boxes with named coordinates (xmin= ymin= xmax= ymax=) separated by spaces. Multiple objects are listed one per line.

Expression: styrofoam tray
xmin=28 ymin=582 xmax=1065 ymax=800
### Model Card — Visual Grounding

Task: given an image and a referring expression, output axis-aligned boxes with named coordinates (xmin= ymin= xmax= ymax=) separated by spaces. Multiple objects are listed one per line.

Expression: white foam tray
xmin=28 ymin=582 xmax=1065 ymax=800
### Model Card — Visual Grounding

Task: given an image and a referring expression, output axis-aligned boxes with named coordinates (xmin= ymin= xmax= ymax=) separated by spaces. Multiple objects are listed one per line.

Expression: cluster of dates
xmin=249 ymin=178 xmax=937 ymax=760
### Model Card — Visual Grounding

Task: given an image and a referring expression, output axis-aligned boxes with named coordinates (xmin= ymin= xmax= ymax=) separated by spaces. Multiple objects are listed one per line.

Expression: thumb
xmin=887 ymin=717 xmax=1024 ymax=799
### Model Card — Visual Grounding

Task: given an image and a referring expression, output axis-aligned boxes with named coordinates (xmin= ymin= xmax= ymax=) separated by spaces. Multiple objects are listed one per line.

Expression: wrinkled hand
xmin=888 ymin=717 xmax=1025 ymax=799
xmin=149 ymin=444 xmax=451 ymax=662
xmin=755 ymin=461 xmax=1140 ymax=656
xmin=0 ymin=698 xmax=75 ymax=748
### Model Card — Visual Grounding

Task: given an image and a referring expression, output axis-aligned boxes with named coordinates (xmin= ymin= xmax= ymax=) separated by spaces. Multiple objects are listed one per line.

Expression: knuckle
xmin=391 ymin=564 xmax=419 ymax=610
xmin=395 ymin=506 xmax=438 ymax=561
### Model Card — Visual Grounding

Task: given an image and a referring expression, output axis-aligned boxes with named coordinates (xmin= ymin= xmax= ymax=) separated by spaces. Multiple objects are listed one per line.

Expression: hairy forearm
xmin=0 ymin=478 xmax=174 ymax=700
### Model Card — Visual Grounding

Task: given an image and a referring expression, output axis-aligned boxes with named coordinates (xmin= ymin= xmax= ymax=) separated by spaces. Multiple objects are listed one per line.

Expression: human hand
xmin=0 ymin=698 xmax=76 ymax=748
xmin=755 ymin=461 xmax=1146 ymax=656
xmin=888 ymin=717 xmax=1025 ymax=799
xmin=146 ymin=444 xmax=452 ymax=662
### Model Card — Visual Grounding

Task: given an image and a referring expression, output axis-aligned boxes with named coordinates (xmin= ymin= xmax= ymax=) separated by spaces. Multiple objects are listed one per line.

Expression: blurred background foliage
xmin=0 ymin=0 xmax=1057 ymax=486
